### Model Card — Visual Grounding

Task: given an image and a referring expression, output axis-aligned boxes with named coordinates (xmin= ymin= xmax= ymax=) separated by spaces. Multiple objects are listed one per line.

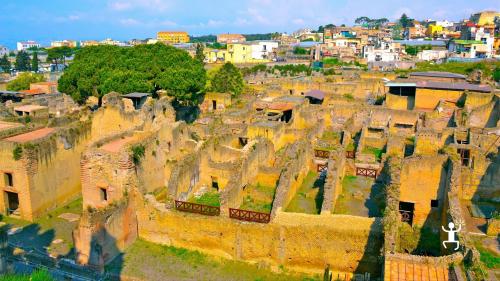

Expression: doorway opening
xmin=399 ymin=201 xmax=415 ymax=225
xmin=5 ymin=191 xmax=19 ymax=216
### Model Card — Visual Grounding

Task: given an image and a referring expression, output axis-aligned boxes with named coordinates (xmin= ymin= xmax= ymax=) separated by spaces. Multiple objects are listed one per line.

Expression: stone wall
xmin=0 ymin=122 xmax=91 ymax=221
xmin=74 ymin=196 xmax=138 ymax=267
xmin=271 ymin=140 xmax=312 ymax=218
xmin=137 ymin=195 xmax=383 ymax=275
xmin=399 ymin=155 xmax=448 ymax=225
xmin=321 ymin=151 xmax=346 ymax=214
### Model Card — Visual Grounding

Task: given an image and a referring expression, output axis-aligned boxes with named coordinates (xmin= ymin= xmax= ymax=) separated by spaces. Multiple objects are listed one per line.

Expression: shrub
xmin=343 ymin=93 xmax=354 ymax=100
xmin=131 ymin=144 xmax=145 ymax=165
xmin=13 ymin=145 xmax=23 ymax=160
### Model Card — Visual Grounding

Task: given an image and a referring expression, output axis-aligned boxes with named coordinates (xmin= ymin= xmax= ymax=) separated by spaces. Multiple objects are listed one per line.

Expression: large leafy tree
xmin=15 ymin=51 xmax=31 ymax=71
xmin=58 ymin=43 xmax=206 ymax=104
xmin=211 ymin=62 xmax=244 ymax=97
xmin=355 ymin=17 xmax=389 ymax=29
xmin=6 ymin=73 xmax=45 ymax=91
xmin=0 ymin=54 xmax=10 ymax=73
xmin=47 ymin=46 xmax=73 ymax=69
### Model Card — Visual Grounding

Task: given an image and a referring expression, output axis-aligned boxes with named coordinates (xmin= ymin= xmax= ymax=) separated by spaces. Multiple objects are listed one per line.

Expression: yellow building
xmin=226 ymin=43 xmax=253 ymax=63
xmin=157 ymin=31 xmax=189 ymax=44
xmin=204 ymin=49 xmax=228 ymax=63
xmin=426 ymin=24 xmax=443 ymax=37
xmin=386 ymin=72 xmax=493 ymax=111
xmin=470 ymin=11 xmax=500 ymax=26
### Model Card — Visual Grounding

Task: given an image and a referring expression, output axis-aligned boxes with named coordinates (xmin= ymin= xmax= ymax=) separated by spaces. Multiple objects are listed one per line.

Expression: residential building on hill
xmin=17 ymin=41 xmax=40 ymax=51
xmin=217 ymin=34 xmax=246 ymax=44
xmin=157 ymin=31 xmax=190 ymax=44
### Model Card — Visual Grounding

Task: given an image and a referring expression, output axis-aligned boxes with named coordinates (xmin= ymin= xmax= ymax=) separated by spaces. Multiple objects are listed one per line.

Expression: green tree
xmin=195 ymin=43 xmax=205 ymax=63
xmin=6 ymin=72 xmax=45 ymax=91
xmin=47 ymin=46 xmax=73 ymax=69
xmin=494 ymin=68 xmax=500 ymax=82
xmin=31 ymin=52 xmax=39 ymax=72
xmin=15 ymin=51 xmax=31 ymax=71
xmin=293 ymin=47 xmax=308 ymax=55
xmin=58 ymin=44 xmax=206 ymax=104
xmin=317 ymin=25 xmax=324 ymax=33
xmin=211 ymin=62 xmax=244 ymax=96
xmin=399 ymin=13 xmax=413 ymax=29
xmin=0 ymin=54 xmax=10 ymax=73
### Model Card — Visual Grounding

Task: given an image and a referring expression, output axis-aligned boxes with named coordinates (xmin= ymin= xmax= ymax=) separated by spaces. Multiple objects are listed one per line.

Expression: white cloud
xmin=293 ymin=18 xmax=305 ymax=25
xmin=160 ymin=20 xmax=177 ymax=27
xmin=109 ymin=0 xmax=171 ymax=12
xmin=109 ymin=1 xmax=132 ymax=11
xmin=120 ymin=18 xmax=141 ymax=26
xmin=54 ymin=14 xmax=82 ymax=22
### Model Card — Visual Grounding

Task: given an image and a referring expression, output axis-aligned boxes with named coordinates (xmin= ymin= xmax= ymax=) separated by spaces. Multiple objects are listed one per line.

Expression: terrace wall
xmin=137 ymin=195 xmax=383 ymax=275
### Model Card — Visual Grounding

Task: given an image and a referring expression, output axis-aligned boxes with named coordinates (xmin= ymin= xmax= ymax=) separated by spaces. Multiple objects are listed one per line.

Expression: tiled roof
xmin=409 ymin=71 xmax=467 ymax=80
xmin=13 ymin=105 xmax=48 ymax=112
xmin=384 ymin=258 xmax=450 ymax=281
xmin=3 ymin=128 xmax=55 ymax=143
xmin=19 ymin=89 xmax=45 ymax=96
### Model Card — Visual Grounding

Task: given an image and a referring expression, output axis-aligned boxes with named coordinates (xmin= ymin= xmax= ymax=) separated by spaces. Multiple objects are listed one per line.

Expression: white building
xmin=417 ymin=49 xmax=448 ymax=61
xmin=0 ymin=45 xmax=8 ymax=56
xmin=249 ymin=41 xmax=279 ymax=60
xmin=17 ymin=41 xmax=41 ymax=51
xmin=362 ymin=41 xmax=401 ymax=62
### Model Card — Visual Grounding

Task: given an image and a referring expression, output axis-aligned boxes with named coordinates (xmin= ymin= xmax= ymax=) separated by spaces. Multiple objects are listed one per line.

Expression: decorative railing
xmin=174 ymin=200 xmax=220 ymax=216
xmin=356 ymin=167 xmax=377 ymax=178
xmin=346 ymin=151 xmax=355 ymax=159
xmin=229 ymin=208 xmax=271 ymax=223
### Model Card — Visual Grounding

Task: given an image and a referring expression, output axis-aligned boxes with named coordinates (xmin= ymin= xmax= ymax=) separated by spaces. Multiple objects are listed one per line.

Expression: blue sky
xmin=1 ymin=0 xmax=499 ymax=48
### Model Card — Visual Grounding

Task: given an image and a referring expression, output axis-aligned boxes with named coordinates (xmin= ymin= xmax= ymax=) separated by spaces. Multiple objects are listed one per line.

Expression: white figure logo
xmin=442 ymin=222 xmax=461 ymax=250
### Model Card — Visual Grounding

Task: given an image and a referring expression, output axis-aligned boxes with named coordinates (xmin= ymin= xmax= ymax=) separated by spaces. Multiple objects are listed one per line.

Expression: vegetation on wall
xmin=404 ymin=45 xmax=432 ymax=56
xmin=6 ymin=72 xmax=46 ymax=91
xmin=58 ymin=44 xmax=206 ymax=105
xmin=240 ymin=63 xmax=314 ymax=77
xmin=404 ymin=61 xmax=500 ymax=79
xmin=131 ymin=144 xmax=146 ymax=165
xmin=397 ymin=223 xmax=441 ymax=256
xmin=293 ymin=47 xmax=308 ymax=55
xmin=12 ymin=145 xmax=23 ymax=160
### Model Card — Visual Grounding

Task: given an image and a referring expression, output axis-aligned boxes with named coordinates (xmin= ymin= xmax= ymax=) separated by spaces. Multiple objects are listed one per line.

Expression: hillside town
xmin=0 ymin=6 xmax=499 ymax=281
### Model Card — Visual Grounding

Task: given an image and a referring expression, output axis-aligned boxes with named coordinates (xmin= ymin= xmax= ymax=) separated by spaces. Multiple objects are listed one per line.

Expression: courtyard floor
xmin=239 ymin=183 xmax=276 ymax=213
xmin=333 ymin=175 xmax=383 ymax=217
xmin=0 ymin=198 xmax=82 ymax=259
xmin=285 ymin=171 xmax=325 ymax=214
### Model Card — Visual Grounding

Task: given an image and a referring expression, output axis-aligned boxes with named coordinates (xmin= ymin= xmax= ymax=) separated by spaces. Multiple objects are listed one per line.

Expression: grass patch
xmin=0 ymin=269 xmax=54 ymax=281
xmin=240 ymin=196 xmax=272 ymax=213
xmin=286 ymin=171 xmax=323 ymax=214
xmin=107 ymin=239 xmax=320 ymax=281
xmin=321 ymin=131 xmax=340 ymax=142
xmin=346 ymin=142 xmax=356 ymax=152
xmin=189 ymin=191 xmax=220 ymax=207
xmin=475 ymin=240 xmax=500 ymax=269
xmin=362 ymin=146 xmax=384 ymax=161
xmin=397 ymin=223 xmax=441 ymax=256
